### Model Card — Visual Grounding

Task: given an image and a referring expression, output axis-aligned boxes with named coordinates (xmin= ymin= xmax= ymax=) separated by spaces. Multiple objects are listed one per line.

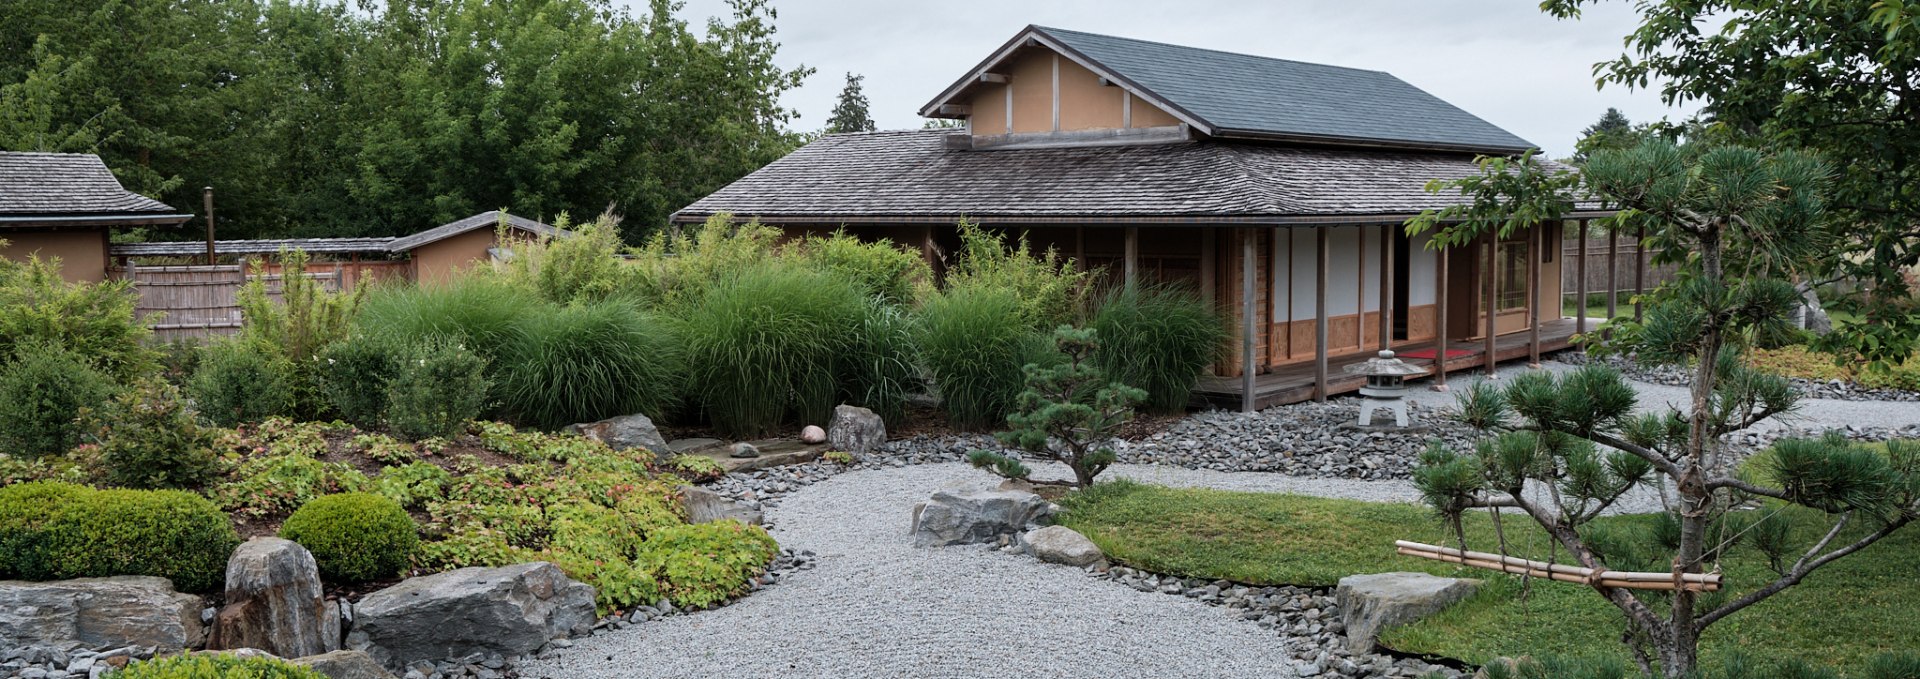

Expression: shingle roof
xmin=0 ymin=151 xmax=181 ymax=216
xmin=110 ymin=237 xmax=399 ymax=257
xmin=673 ymin=130 xmax=1592 ymax=224
xmin=384 ymin=210 xmax=569 ymax=252
xmin=922 ymin=26 xmax=1535 ymax=154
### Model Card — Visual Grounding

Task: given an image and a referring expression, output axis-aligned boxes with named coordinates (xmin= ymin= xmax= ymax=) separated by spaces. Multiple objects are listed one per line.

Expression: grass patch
xmin=1057 ymin=479 xmax=1920 ymax=668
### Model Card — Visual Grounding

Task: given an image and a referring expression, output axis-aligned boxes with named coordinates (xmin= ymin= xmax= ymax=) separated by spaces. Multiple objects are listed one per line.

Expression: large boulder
xmin=826 ymin=405 xmax=885 ymax=456
xmin=910 ymin=487 xmax=1051 ymax=547
xmin=678 ymin=485 xmax=763 ymax=526
xmin=0 ymin=576 xmax=204 ymax=653
xmin=293 ymin=649 xmax=396 ymax=679
xmin=345 ymin=562 xmax=594 ymax=671
xmin=208 ymin=537 xmax=333 ymax=657
xmin=1024 ymin=525 xmax=1105 ymax=568
xmin=1336 ymin=572 xmax=1479 ymax=654
xmin=566 ymin=413 xmax=667 ymax=453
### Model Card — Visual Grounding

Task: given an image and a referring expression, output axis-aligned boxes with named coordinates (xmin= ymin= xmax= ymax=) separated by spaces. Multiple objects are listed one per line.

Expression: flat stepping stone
xmin=686 ymin=439 xmax=827 ymax=473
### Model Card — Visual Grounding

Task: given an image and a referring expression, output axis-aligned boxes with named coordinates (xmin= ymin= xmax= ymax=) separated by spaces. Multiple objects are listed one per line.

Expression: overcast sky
xmin=652 ymin=0 xmax=1699 ymax=158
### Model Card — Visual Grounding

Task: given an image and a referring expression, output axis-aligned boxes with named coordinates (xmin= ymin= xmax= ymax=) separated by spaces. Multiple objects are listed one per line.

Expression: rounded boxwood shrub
xmin=0 ymin=481 xmax=239 ymax=592
xmin=279 ymin=492 xmax=418 ymax=583
xmin=0 ymin=342 xmax=117 ymax=458
xmin=113 ymin=652 xmax=328 ymax=679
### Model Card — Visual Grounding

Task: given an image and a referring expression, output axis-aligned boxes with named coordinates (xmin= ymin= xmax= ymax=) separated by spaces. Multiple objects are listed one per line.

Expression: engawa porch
xmin=1192 ymin=317 xmax=1587 ymax=411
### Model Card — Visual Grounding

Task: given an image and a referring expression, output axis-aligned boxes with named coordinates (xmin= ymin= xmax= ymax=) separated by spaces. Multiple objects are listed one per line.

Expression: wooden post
xmin=1074 ymin=226 xmax=1086 ymax=273
xmin=1240 ymin=228 xmax=1257 ymax=412
xmin=1484 ymin=234 xmax=1498 ymax=378
xmin=1634 ymin=224 xmax=1647 ymax=322
xmin=1528 ymin=225 xmax=1541 ymax=368
xmin=202 ymin=187 xmax=216 ymax=266
xmin=1575 ymin=219 xmax=1589 ymax=336
xmin=1606 ymin=225 xmax=1619 ymax=325
xmin=1434 ymin=244 xmax=1450 ymax=391
xmin=1380 ymin=224 xmax=1394 ymax=351
xmin=1199 ymin=227 xmax=1216 ymax=305
xmin=1124 ymin=226 xmax=1140 ymax=288
xmin=1315 ymin=226 xmax=1330 ymax=402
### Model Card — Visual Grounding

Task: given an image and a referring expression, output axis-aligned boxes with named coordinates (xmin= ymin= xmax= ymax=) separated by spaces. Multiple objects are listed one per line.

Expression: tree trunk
xmin=1666 ymin=224 xmax=1725 ymax=678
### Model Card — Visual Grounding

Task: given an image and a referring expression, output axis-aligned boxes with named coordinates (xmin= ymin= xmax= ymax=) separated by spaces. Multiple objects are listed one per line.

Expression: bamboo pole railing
xmin=1395 ymin=540 xmax=1721 ymax=592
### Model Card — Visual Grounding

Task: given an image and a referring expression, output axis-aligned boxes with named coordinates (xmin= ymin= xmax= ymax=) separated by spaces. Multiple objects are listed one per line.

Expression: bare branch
xmin=1705 ymin=475 xmax=1790 ymax=501
xmin=1694 ymin=514 xmax=1910 ymax=632
xmin=1587 ymin=430 xmax=1686 ymax=478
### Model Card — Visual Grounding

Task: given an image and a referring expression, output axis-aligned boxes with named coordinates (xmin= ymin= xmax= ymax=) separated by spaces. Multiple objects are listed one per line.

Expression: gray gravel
xmin=518 ymin=463 xmax=1324 ymax=679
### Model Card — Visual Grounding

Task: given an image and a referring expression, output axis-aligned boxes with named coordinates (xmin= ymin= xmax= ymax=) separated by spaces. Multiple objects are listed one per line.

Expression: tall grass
xmin=355 ymin=277 xmax=533 ymax=362
xmin=838 ymin=298 xmax=917 ymax=424
xmin=679 ymin=266 xmax=868 ymax=438
xmin=499 ymin=299 xmax=686 ymax=430
xmin=916 ymin=286 xmax=1052 ymax=429
xmin=1092 ymin=284 xmax=1229 ymax=413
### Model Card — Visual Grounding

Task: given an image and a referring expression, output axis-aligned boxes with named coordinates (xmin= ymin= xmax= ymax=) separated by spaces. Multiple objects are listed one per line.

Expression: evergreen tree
xmin=826 ymin=72 xmax=875 ymax=134
xmin=967 ymin=326 xmax=1145 ymax=488
xmin=1573 ymin=107 xmax=1638 ymax=162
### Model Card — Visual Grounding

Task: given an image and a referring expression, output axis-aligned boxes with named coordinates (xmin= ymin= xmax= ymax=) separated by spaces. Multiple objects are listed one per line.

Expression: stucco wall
xmin=409 ymin=228 xmax=498 ymax=285
xmin=958 ymin=46 xmax=1183 ymax=135
xmin=0 ymin=228 xmax=108 ymax=283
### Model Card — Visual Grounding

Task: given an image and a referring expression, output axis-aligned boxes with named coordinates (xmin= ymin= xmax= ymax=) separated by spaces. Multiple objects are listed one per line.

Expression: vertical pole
xmin=1124 ymin=226 xmax=1140 ymax=288
xmin=1434 ymin=243 xmax=1450 ymax=391
xmin=1575 ymin=219 xmax=1589 ymax=336
xmin=1240 ymin=228 xmax=1257 ymax=412
xmin=202 ymin=187 xmax=216 ymax=266
xmin=1315 ymin=225 xmax=1330 ymax=402
xmin=1606 ymin=225 xmax=1620 ymax=326
xmin=1074 ymin=226 xmax=1086 ymax=273
xmin=1200 ymin=227 xmax=1216 ymax=305
xmin=1634 ymin=224 xmax=1647 ymax=322
xmin=1379 ymin=224 xmax=1394 ymax=351
xmin=1485 ymin=234 xmax=1498 ymax=378
xmin=1528 ymin=225 xmax=1541 ymax=368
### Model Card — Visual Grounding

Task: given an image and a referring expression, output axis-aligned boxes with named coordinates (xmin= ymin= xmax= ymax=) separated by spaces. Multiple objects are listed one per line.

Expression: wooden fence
xmin=1561 ymin=237 xmax=1677 ymax=304
xmin=111 ymin=260 xmax=407 ymax=341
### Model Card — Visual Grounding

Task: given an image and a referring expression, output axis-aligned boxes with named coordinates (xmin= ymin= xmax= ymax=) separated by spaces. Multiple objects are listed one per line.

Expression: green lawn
xmin=1056 ymin=480 xmax=1920 ymax=668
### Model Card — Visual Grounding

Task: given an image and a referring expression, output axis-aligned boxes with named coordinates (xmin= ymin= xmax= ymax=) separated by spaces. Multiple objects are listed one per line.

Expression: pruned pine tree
xmin=826 ymin=72 xmax=875 ymax=134
xmin=968 ymin=326 xmax=1144 ymax=488
xmin=1408 ymin=140 xmax=1918 ymax=677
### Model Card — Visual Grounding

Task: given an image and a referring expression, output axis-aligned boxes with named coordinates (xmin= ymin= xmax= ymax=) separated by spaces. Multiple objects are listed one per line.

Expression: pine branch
xmin=1694 ymin=512 xmax=1910 ymax=632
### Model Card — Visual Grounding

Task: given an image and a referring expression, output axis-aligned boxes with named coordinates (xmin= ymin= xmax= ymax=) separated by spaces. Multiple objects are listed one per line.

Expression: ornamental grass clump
xmin=354 ymin=276 xmax=532 ymax=364
xmin=679 ymin=265 xmax=870 ymax=437
xmin=499 ymin=299 xmax=686 ymax=430
xmin=916 ymin=286 xmax=1052 ymax=429
xmin=1092 ymin=284 xmax=1229 ymax=413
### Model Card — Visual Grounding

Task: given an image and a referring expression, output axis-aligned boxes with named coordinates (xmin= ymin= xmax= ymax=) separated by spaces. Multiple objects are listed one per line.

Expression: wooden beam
xmin=1380 ymin=224 xmax=1394 ymax=350
xmin=1241 ymin=229 xmax=1258 ymax=412
xmin=1124 ymin=226 xmax=1140 ymax=287
xmin=1575 ymin=219 xmax=1589 ymax=337
xmin=978 ymin=73 xmax=1009 ymax=84
xmin=1315 ymin=226 xmax=1330 ymax=402
xmin=1434 ymin=242 xmax=1449 ymax=391
xmin=1485 ymin=234 xmax=1498 ymax=378
xmin=936 ymin=104 xmax=971 ymax=116
xmin=1606 ymin=225 xmax=1619 ymax=335
xmin=1634 ymin=224 xmax=1647 ymax=322
xmin=1528 ymin=225 xmax=1542 ymax=368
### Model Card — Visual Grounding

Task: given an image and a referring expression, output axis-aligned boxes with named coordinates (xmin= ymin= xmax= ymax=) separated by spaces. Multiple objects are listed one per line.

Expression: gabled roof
xmin=0 ymin=151 xmax=192 ymax=227
xmin=919 ymin=26 xmax=1536 ymax=154
xmin=384 ymin=210 xmax=568 ymax=252
xmin=673 ymin=130 xmax=1597 ymax=225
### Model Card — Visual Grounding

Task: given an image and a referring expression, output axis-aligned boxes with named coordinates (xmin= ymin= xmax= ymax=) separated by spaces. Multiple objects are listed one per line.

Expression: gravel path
xmin=519 ymin=463 xmax=1322 ymax=679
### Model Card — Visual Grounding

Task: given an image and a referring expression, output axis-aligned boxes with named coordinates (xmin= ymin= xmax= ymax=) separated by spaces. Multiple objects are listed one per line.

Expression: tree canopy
xmin=0 ymin=0 xmax=813 ymax=242
xmin=826 ymin=72 xmax=876 ymax=134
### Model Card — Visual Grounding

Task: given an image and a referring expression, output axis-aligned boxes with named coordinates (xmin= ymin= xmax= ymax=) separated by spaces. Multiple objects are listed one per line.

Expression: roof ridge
xmin=1032 ymin=25 xmax=1393 ymax=77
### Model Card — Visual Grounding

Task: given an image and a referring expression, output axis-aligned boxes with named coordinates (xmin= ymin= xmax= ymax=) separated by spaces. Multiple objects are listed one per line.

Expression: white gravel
xmin=519 ymin=463 xmax=1318 ymax=679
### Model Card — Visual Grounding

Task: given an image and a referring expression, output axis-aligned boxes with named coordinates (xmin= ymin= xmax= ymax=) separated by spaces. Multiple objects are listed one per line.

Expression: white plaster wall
xmin=1409 ymin=232 xmax=1437 ymax=306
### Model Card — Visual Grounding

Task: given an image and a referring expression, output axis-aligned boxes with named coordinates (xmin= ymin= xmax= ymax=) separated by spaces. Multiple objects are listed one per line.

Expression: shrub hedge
xmin=0 ymin=481 xmax=239 ymax=592
xmin=280 ymin=492 xmax=418 ymax=583
xmin=0 ymin=343 xmax=116 ymax=458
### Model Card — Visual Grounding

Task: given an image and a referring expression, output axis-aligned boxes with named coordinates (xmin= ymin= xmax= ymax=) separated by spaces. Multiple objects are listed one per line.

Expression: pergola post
xmin=1433 ymin=244 xmax=1450 ymax=392
xmin=1484 ymin=234 xmax=1498 ymax=378
xmin=1199 ymin=227 xmax=1215 ymax=305
xmin=1606 ymin=225 xmax=1619 ymax=335
xmin=1124 ymin=226 xmax=1140 ymax=288
xmin=1575 ymin=219 xmax=1589 ymax=336
xmin=1379 ymin=224 xmax=1394 ymax=351
xmin=1634 ymin=224 xmax=1647 ymax=322
xmin=1074 ymin=226 xmax=1086 ymax=273
xmin=1527 ymin=225 xmax=1542 ymax=368
xmin=1315 ymin=225 xmax=1330 ymax=402
xmin=1240 ymin=228 xmax=1257 ymax=412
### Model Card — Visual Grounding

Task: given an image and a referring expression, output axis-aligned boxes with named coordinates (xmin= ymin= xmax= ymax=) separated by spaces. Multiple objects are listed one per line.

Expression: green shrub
xmin=798 ymin=230 xmax=930 ymax=304
xmin=916 ymin=286 xmax=1052 ymax=429
xmin=681 ymin=266 xmax=868 ymax=437
xmin=280 ymin=492 xmax=418 ymax=583
xmin=0 ymin=254 xmax=156 ymax=379
xmin=355 ymin=277 xmax=532 ymax=363
xmin=370 ymin=461 xmax=452 ymax=510
xmin=635 ymin=521 xmax=779 ymax=609
xmin=236 ymin=250 xmax=364 ymax=415
xmin=500 ymin=213 xmax=638 ymax=305
xmin=385 ymin=339 xmax=490 ymax=440
xmin=944 ymin=219 xmax=1093 ymax=329
xmin=111 ymin=652 xmax=328 ymax=678
xmin=500 ymin=299 xmax=685 ymax=430
xmin=188 ymin=340 xmax=296 ymax=427
xmin=85 ymin=381 xmax=219 ymax=489
xmin=0 ymin=482 xmax=239 ymax=592
xmin=213 ymin=454 xmax=369 ymax=520
xmin=626 ymin=213 xmax=784 ymax=309
xmin=0 ymin=343 xmax=116 ymax=457
xmin=1092 ymin=284 xmax=1229 ymax=413
xmin=316 ymin=333 xmax=407 ymax=428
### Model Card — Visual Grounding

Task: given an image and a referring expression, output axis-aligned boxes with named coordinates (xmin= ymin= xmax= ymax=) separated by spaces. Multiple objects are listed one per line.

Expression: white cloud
xmin=643 ymin=0 xmax=1700 ymax=158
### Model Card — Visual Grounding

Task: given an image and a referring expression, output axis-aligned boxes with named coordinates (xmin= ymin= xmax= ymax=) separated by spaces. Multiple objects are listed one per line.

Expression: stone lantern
xmin=1345 ymin=350 xmax=1426 ymax=427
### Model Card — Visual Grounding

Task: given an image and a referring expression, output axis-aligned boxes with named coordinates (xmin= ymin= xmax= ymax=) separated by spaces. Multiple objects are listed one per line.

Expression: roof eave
xmin=670 ymin=209 xmax=1618 ymax=227
xmin=1207 ymin=127 xmax=1535 ymax=156
xmin=0 ymin=213 xmax=195 ymax=228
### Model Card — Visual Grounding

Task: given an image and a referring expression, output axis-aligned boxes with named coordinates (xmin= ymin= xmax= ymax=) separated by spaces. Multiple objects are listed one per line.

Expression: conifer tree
xmin=826 ymin=72 xmax=875 ymax=134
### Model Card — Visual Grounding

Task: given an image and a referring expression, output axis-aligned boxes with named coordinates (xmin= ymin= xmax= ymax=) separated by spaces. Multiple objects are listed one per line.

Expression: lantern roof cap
xmin=1345 ymin=350 xmax=1428 ymax=377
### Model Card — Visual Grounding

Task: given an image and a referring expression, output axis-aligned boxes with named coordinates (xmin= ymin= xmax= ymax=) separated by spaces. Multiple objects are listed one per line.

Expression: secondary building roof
xmin=921 ymin=25 xmax=1535 ymax=154
xmin=673 ymin=130 xmax=1594 ymax=225
xmin=384 ymin=210 xmax=567 ymax=252
xmin=0 ymin=151 xmax=192 ymax=227
xmin=110 ymin=211 xmax=570 ymax=258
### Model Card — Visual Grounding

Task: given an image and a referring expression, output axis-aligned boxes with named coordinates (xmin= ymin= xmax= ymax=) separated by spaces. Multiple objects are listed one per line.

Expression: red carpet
xmin=1398 ymin=348 xmax=1473 ymax=360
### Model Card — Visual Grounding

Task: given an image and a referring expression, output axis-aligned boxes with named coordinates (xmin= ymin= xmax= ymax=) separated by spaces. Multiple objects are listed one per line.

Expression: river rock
xmin=345 ymin=562 xmax=594 ymax=671
xmin=208 ymin=537 xmax=331 ymax=657
xmin=1336 ymin=572 xmax=1478 ymax=654
xmin=0 ymin=576 xmax=204 ymax=653
xmin=566 ymin=413 xmax=667 ymax=453
xmin=827 ymin=405 xmax=886 ymax=455
xmin=910 ymin=486 xmax=1051 ymax=547
xmin=678 ymin=485 xmax=764 ymax=526
xmin=799 ymin=425 xmax=827 ymax=444
xmin=1024 ymin=525 xmax=1105 ymax=568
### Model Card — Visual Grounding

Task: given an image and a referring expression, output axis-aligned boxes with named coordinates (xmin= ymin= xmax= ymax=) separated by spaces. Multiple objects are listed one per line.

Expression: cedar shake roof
xmin=922 ymin=26 xmax=1536 ymax=154
xmin=383 ymin=210 xmax=569 ymax=252
xmin=672 ymin=130 xmax=1593 ymax=225
xmin=0 ymin=152 xmax=190 ymax=227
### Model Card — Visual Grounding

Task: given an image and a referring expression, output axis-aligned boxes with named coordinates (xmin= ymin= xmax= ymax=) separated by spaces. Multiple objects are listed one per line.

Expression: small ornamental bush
xmin=280 ymin=492 xmax=418 ymax=583
xmin=0 ymin=482 xmax=239 ymax=592
xmin=188 ymin=339 xmax=297 ymax=427
xmin=0 ymin=343 xmax=116 ymax=458
xmin=0 ymin=254 xmax=156 ymax=379
xmin=111 ymin=652 xmax=328 ymax=679
xmin=236 ymin=249 xmax=365 ymax=416
xmin=1092 ymin=284 xmax=1229 ymax=413
xmin=798 ymin=230 xmax=931 ymax=304
xmin=385 ymin=340 xmax=490 ymax=441
xmin=500 ymin=213 xmax=638 ymax=305
xmin=943 ymin=219 xmax=1093 ymax=330
xmin=316 ymin=333 xmax=407 ymax=428
xmin=85 ymin=381 xmax=219 ymax=489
